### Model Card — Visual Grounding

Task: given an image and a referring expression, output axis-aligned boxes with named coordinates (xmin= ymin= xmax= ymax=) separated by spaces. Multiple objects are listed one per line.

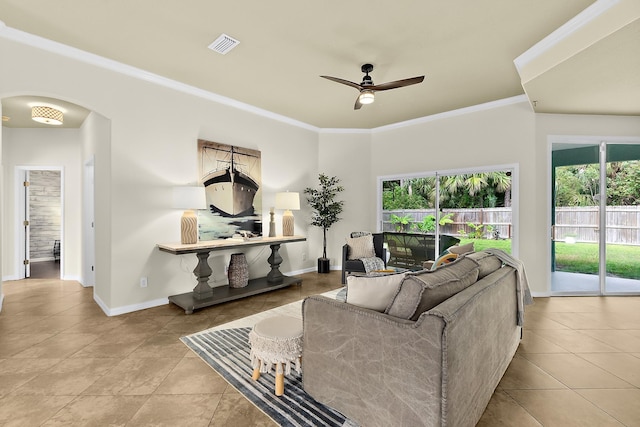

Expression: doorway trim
xmin=82 ymin=157 xmax=96 ymax=287
xmin=14 ymin=165 xmax=64 ymax=280
xmin=547 ymin=135 xmax=640 ymax=296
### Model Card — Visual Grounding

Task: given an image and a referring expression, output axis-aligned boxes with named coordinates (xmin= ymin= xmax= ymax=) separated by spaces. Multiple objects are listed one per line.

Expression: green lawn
xmin=457 ymin=238 xmax=640 ymax=280
xmin=458 ymin=238 xmax=512 ymax=254
xmin=554 ymin=242 xmax=640 ymax=279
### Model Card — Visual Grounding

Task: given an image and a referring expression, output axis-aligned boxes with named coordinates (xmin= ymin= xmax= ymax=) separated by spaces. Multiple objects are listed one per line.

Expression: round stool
xmin=248 ymin=315 xmax=303 ymax=396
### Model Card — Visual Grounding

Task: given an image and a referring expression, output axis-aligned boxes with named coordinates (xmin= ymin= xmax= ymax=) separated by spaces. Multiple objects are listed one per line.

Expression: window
xmin=378 ymin=165 xmax=517 ymax=269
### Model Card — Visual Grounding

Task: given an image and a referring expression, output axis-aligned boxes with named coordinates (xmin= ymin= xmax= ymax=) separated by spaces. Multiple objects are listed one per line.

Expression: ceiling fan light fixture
xmin=32 ymin=106 xmax=63 ymax=125
xmin=358 ymin=90 xmax=375 ymax=105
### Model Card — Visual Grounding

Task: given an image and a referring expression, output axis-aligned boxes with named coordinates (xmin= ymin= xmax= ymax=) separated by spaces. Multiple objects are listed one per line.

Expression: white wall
xmin=0 ymin=103 xmax=3 ymax=311
xmin=1 ymin=128 xmax=82 ymax=280
xmin=2 ymin=33 xmax=639 ymax=314
xmin=80 ymin=111 xmax=111 ymax=302
xmin=1 ymin=36 xmax=320 ymax=314
xmin=317 ymin=131 xmax=373 ymax=267
xmin=371 ymin=101 xmax=540 ymax=288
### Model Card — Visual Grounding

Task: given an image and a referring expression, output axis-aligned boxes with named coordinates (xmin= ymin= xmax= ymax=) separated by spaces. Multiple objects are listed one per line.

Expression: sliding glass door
xmin=551 ymin=142 xmax=640 ymax=294
xmin=604 ymin=145 xmax=640 ymax=292
xmin=379 ymin=166 xmax=515 ymax=270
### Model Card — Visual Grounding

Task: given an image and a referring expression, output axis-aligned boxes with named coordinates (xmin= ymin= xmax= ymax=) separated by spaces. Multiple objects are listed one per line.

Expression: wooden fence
xmin=553 ymin=206 xmax=640 ymax=245
xmin=383 ymin=206 xmax=640 ymax=245
xmin=383 ymin=208 xmax=512 ymax=239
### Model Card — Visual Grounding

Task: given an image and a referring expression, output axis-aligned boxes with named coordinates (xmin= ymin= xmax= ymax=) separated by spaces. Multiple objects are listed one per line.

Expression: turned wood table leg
xmin=266 ymin=243 xmax=284 ymax=283
xmin=192 ymin=251 xmax=213 ymax=299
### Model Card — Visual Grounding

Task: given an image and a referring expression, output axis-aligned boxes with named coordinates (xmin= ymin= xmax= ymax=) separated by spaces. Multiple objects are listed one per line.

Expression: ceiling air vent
xmin=208 ymin=34 xmax=240 ymax=55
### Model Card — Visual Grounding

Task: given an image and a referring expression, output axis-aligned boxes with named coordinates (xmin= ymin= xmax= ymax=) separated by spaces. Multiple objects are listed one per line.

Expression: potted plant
xmin=304 ymin=173 xmax=344 ymax=273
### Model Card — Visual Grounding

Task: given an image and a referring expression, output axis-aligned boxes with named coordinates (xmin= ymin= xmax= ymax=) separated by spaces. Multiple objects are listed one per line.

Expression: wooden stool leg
xmin=275 ymin=371 xmax=284 ymax=396
xmin=252 ymin=360 xmax=261 ymax=381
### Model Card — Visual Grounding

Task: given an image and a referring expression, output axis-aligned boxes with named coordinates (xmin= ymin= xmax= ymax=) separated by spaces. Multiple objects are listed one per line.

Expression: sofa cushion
xmin=346 ymin=272 xmax=407 ymax=312
xmin=447 ymin=242 xmax=474 ymax=255
xmin=386 ymin=257 xmax=480 ymax=320
xmin=465 ymin=251 xmax=503 ymax=279
xmin=346 ymin=234 xmax=375 ymax=259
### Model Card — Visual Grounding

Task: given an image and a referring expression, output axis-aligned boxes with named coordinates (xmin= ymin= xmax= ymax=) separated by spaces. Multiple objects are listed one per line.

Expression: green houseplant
xmin=304 ymin=173 xmax=344 ymax=273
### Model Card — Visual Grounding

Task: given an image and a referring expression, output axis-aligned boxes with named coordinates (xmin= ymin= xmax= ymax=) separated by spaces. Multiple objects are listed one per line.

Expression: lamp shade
xmin=275 ymin=192 xmax=300 ymax=210
xmin=173 ymin=186 xmax=207 ymax=210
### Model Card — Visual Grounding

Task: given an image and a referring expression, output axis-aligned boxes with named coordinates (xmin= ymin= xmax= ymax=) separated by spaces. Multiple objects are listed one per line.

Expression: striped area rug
xmin=182 ymin=326 xmax=357 ymax=427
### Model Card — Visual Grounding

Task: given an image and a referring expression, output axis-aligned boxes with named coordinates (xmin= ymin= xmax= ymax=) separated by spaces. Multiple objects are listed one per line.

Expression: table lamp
xmin=173 ymin=186 xmax=207 ymax=244
xmin=275 ymin=191 xmax=300 ymax=236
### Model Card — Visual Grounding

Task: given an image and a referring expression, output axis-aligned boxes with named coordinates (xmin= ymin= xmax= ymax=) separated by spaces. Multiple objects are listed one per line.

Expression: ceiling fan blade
xmin=354 ymin=96 xmax=363 ymax=110
xmin=370 ymin=76 xmax=425 ymax=91
xmin=320 ymin=75 xmax=363 ymax=90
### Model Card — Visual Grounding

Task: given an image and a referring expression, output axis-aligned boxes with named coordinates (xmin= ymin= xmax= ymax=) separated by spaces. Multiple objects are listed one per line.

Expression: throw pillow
xmin=386 ymin=257 xmax=480 ymax=320
xmin=346 ymin=272 xmax=407 ymax=312
xmin=430 ymin=252 xmax=458 ymax=270
xmin=448 ymin=242 xmax=474 ymax=255
xmin=346 ymin=234 xmax=376 ymax=259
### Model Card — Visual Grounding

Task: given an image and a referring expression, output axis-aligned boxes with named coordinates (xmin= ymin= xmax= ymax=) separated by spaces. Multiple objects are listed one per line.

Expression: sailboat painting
xmin=197 ymin=139 xmax=263 ymax=240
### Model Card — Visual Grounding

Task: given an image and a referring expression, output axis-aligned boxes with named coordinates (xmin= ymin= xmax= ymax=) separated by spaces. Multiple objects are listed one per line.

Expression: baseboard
xmin=531 ymin=291 xmax=551 ymax=298
xmin=2 ymin=275 xmax=19 ymax=281
xmin=0 ymin=292 xmax=4 ymax=313
xmin=31 ymin=257 xmax=55 ymax=263
xmin=62 ymin=274 xmax=81 ymax=282
xmin=78 ymin=279 xmax=93 ymax=288
xmin=288 ymin=266 xmax=321 ymax=276
xmin=94 ymin=293 xmax=170 ymax=316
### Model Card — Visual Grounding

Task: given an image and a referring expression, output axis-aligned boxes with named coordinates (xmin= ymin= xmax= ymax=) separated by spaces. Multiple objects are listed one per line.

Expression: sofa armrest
xmin=302 ymin=295 xmax=445 ymax=427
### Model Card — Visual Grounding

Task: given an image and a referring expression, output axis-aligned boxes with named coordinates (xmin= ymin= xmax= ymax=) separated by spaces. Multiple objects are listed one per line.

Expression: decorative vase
xmin=228 ymin=253 xmax=249 ymax=288
xmin=317 ymin=257 xmax=330 ymax=274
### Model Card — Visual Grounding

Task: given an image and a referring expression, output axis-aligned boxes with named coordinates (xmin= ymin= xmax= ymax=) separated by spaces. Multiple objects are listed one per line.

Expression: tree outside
xmin=383 ymin=172 xmax=512 ymax=211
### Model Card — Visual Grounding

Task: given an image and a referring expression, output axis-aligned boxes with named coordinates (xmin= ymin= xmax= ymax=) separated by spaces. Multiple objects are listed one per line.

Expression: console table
xmin=158 ymin=235 xmax=306 ymax=314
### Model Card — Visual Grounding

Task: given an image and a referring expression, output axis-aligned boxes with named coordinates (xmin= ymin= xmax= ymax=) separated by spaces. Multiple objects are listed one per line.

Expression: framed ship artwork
xmin=197 ymin=139 xmax=263 ymax=240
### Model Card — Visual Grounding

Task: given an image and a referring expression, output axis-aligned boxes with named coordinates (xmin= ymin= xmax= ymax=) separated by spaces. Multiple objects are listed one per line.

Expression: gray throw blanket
xmin=360 ymin=256 xmax=385 ymax=273
xmin=483 ymin=249 xmax=534 ymax=326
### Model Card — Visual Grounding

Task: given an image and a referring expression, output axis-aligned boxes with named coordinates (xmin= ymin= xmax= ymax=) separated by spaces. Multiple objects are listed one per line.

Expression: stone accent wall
xmin=29 ymin=170 xmax=61 ymax=261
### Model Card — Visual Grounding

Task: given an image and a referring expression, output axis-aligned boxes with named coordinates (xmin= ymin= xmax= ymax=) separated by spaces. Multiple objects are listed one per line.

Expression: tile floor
xmin=1 ymin=272 xmax=639 ymax=426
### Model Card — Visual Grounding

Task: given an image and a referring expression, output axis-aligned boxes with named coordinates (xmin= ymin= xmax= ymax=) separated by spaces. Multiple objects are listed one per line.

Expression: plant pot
xmin=317 ymin=257 xmax=330 ymax=274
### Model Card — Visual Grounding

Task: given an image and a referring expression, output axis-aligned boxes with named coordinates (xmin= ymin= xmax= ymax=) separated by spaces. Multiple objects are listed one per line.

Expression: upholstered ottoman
xmin=248 ymin=315 xmax=303 ymax=396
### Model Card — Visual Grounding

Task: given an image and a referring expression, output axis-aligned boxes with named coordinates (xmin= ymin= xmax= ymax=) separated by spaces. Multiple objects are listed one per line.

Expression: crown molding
xmin=319 ymin=128 xmax=372 ymax=134
xmin=514 ymin=0 xmax=620 ymax=73
xmin=371 ymin=95 xmax=530 ymax=133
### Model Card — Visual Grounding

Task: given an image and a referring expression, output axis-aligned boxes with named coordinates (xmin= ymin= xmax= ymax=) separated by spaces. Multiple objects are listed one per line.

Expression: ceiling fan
xmin=321 ymin=63 xmax=425 ymax=110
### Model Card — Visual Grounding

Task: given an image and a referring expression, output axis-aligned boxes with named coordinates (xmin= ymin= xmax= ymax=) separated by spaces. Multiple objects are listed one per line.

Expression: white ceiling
xmin=1 ymin=0 xmax=638 ymax=130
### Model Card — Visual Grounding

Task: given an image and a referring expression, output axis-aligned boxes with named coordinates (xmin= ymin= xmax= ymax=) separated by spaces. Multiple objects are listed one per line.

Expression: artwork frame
xmin=197 ymin=139 xmax=262 ymax=240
